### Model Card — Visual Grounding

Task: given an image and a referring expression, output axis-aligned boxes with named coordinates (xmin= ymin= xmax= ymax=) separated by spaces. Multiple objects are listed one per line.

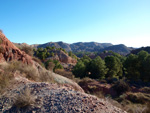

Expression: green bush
xmin=45 ymin=60 xmax=55 ymax=71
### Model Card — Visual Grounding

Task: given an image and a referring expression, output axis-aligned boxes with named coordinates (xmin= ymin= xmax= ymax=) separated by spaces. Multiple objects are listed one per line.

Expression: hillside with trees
xmin=28 ymin=41 xmax=133 ymax=55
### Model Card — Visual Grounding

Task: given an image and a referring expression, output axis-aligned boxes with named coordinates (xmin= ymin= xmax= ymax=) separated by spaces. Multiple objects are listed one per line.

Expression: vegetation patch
xmin=0 ymin=68 xmax=13 ymax=94
xmin=13 ymin=87 xmax=36 ymax=108
xmin=0 ymin=46 xmax=4 ymax=53
xmin=112 ymin=80 xmax=130 ymax=96
xmin=55 ymin=69 xmax=75 ymax=79
xmin=0 ymin=38 xmax=3 ymax=44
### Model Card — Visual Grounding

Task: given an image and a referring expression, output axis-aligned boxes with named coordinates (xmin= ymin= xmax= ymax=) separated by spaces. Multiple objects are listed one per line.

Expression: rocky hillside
xmin=101 ymin=44 xmax=133 ymax=55
xmin=70 ymin=42 xmax=112 ymax=52
xmin=0 ymin=32 xmax=32 ymax=64
xmin=37 ymin=41 xmax=71 ymax=51
xmin=49 ymin=50 xmax=77 ymax=64
xmin=36 ymin=42 xmax=133 ymax=55
xmin=131 ymin=46 xmax=150 ymax=54
xmin=15 ymin=41 xmax=133 ymax=55
xmin=0 ymin=32 xmax=126 ymax=112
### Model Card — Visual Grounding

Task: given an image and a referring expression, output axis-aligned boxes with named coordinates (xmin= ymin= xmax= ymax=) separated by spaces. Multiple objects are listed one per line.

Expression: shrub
xmin=13 ymin=87 xmax=36 ymax=108
xmin=20 ymin=46 xmax=34 ymax=56
xmin=32 ymin=57 xmax=44 ymax=67
xmin=39 ymin=70 xmax=55 ymax=83
xmin=21 ymin=65 xmax=39 ymax=81
xmin=0 ymin=46 xmax=4 ymax=53
xmin=4 ymin=61 xmax=39 ymax=81
xmin=55 ymin=69 xmax=75 ymax=79
xmin=45 ymin=60 xmax=55 ymax=71
xmin=112 ymin=80 xmax=130 ymax=95
xmin=127 ymin=93 xmax=150 ymax=104
xmin=0 ymin=38 xmax=3 ymax=44
xmin=53 ymin=60 xmax=63 ymax=72
xmin=0 ymin=70 xmax=13 ymax=94
xmin=78 ymin=77 xmax=93 ymax=87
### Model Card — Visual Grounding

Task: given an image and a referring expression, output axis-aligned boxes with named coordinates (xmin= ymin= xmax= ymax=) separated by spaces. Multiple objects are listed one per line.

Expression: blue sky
xmin=0 ymin=0 xmax=150 ymax=47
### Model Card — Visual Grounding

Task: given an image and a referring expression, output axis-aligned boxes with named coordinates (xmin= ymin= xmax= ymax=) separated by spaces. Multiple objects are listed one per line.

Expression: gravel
xmin=0 ymin=82 xmax=127 ymax=113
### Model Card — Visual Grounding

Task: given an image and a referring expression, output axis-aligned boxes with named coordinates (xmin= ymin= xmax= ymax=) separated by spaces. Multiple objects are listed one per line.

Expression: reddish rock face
xmin=56 ymin=50 xmax=77 ymax=64
xmin=48 ymin=50 xmax=77 ymax=64
xmin=0 ymin=32 xmax=32 ymax=64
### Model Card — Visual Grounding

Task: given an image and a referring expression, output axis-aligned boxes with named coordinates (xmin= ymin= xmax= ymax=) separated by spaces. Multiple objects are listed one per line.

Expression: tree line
xmin=72 ymin=50 xmax=150 ymax=82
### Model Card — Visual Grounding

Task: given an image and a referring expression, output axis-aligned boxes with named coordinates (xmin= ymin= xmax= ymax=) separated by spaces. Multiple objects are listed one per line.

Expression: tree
xmin=105 ymin=56 xmax=123 ymax=79
xmin=45 ymin=60 xmax=55 ymax=71
xmin=88 ymin=56 xmax=107 ymax=79
xmin=51 ymin=52 xmax=54 ymax=57
xmin=69 ymin=51 xmax=72 ymax=56
xmin=137 ymin=51 xmax=150 ymax=82
xmin=72 ymin=60 xmax=86 ymax=78
xmin=53 ymin=60 xmax=63 ymax=72
xmin=142 ymin=55 xmax=150 ymax=82
xmin=124 ymin=54 xmax=140 ymax=81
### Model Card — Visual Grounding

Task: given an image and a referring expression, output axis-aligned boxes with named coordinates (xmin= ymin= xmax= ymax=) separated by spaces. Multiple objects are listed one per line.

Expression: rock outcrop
xmin=48 ymin=50 xmax=77 ymax=64
xmin=0 ymin=32 xmax=32 ymax=64
xmin=55 ymin=50 xmax=77 ymax=64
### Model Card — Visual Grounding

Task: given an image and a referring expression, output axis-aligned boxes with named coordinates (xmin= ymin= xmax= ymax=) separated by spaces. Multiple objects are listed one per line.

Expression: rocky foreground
xmin=0 ymin=77 xmax=126 ymax=113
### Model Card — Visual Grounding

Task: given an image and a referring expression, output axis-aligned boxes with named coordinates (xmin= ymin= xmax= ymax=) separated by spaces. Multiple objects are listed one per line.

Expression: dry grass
xmin=0 ymin=38 xmax=3 ymax=44
xmin=115 ymin=92 xmax=150 ymax=113
xmin=0 ymin=46 xmax=4 ymax=53
xmin=91 ymin=90 xmax=105 ymax=99
xmin=5 ymin=61 xmax=39 ymax=81
xmin=0 ymin=70 xmax=13 ymax=94
xmin=141 ymin=87 xmax=150 ymax=93
xmin=45 ymin=61 xmax=55 ymax=71
xmin=32 ymin=57 xmax=44 ymax=67
xmin=127 ymin=92 xmax=150 ymax=104
xmin=13 ymin=87 xmax=36 ymax=108
xmin=39 ymin=70 xmax=55 ymax=83
xmin=124 ymin=103 xmax=148 ymax=113
xmin=55 ymin=69 xmax=75 ymax=79
xmin=20 ymin=46 xmax=34 ymax=56
xmin=0 ymin=61 xmax=55 ymax=91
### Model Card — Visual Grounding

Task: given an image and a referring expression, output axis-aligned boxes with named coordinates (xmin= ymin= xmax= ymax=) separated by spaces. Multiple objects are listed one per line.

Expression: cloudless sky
xmin=0 ymin=0 xmax=150 ymax=47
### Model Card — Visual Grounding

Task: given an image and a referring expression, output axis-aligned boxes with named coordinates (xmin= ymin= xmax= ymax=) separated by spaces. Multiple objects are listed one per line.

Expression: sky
xmin=0 ymin=0 xmax=150 ymax=47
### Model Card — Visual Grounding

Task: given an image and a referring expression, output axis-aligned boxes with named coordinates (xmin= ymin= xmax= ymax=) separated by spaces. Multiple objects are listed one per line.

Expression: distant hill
xmin=131 ymin=46 xmax=150 ymax=54
xmin=70 ymin=42 xmax=113 ymax=52
xmin=14 ymin=41 xmax=134 ymax=55
xmin=101 ymin=44 xmax=133 ymax=55
xmin=37 ymin=41 xmax=72 ymax=52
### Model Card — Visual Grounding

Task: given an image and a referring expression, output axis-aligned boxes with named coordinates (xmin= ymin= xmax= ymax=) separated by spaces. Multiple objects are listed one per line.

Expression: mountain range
xmin=15 ymin=41 xmax=134 ymax=55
